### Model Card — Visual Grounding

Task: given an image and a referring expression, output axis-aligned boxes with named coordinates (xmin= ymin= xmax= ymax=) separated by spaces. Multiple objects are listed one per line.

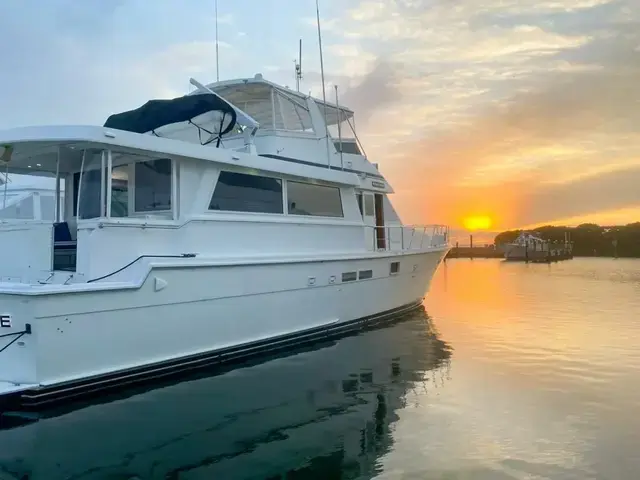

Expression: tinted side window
xmin=209 ymin=171 xmax=283 ymax=214
xmin=333 ymin=141 xmax=361 ymax=155
xmin=287 ymin=181 xmax=343 ymax=217
xmin=364 ymin=195 xmax=374 ymax=216
xmin=135 ymin=158 xmax=172 ymax=212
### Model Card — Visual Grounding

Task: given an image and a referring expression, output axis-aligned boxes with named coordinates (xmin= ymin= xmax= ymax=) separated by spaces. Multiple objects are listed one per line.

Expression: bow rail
xmin=365 ymin=224 xmax=449 ymax=252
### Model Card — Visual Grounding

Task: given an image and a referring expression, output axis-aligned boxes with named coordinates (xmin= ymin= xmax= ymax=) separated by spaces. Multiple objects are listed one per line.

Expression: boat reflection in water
xmin=0 ymin=306 xmax=451 ymax=480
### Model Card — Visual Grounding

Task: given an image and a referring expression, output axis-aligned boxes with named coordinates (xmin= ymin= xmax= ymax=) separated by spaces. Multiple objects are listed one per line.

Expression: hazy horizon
xmin=1 ymin=0 xmax=639 ymax=232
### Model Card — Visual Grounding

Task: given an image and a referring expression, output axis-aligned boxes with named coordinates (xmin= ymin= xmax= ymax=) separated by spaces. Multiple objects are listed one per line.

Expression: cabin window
xmin=209 ymin=171 xmax=283 ymax=214
xmin=363 ymin=194 xmax=375 ymax=217
xmin=79 ymin=168 xmax=103 ymax=219
xmin=333 ymin=140 xmax=361 ymax=155
xmin=77 ymin=151 xmax=173 ymax=220
xmin=78 ymin=150 xmax=105 ymax=220
xmin=287 ymin=181 xmax=343 ymax=217
xmin=356 ymin=193 xmax=363 ymax=216
xmin=110 ymin=165 xmax=129 ymax=217
xmin=134 ymin=158 xmax=172 ymax=212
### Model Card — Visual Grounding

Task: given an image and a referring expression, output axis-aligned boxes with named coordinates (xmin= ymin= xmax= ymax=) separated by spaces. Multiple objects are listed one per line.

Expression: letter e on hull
xmin=0 ymin=314 xmax=11 ymax=328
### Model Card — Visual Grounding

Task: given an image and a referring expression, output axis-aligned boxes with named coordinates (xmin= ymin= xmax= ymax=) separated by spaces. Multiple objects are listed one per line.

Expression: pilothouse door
xmin=361 ymin=192 xmax=386 ymax=250
xmin=374 ymin=193 xmax=386 ymax=249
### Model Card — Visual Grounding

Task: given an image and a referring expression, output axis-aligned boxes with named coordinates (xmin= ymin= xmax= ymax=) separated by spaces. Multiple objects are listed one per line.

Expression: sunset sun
xmin=463 ymin=215 xmax=493 ymax=231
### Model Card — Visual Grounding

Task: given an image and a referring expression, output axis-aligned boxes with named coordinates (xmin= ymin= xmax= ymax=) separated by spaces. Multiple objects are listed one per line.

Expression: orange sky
xmin=321 ymin=0 xmax=640 ymax=232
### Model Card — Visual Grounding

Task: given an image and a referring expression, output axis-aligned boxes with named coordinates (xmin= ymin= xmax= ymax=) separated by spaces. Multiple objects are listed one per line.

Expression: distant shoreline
xmin=492 ymin=223 xmax=640 ymax=258
xmin=446 ymin=222 xmax=640 ymax=259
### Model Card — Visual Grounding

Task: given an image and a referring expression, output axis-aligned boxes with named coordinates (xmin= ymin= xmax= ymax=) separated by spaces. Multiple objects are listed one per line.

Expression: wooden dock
xmin=446 ymin=245 xmax=504 ymax=259
xmin=445 ymin=232 xmax=574 ymax=263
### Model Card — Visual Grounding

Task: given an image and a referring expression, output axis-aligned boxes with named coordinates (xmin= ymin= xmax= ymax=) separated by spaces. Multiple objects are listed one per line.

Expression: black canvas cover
xmin=103 ymin=93 xmax=237 ymax=136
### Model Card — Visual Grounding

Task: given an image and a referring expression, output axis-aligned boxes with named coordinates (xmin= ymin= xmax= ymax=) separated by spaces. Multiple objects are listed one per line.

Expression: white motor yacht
xmin=0 ymin=74 xmax=449 ymax=407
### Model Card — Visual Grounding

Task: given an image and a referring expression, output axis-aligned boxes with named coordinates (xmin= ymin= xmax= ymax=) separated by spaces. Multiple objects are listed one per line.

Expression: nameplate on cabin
xmin=371 ymin=181 xmax=386 ymax=189
xmin=0 ymin=314 xmax=11 ymax=328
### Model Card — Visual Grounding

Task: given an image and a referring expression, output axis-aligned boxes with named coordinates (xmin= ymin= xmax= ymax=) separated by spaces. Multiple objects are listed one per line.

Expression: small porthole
xmin=342 ymin=271 xmax=357 ymax=282
xmin=390 ymin=262 xmax=400 ymax=275
xmin=359 ymin=269 xmax=373 ymax=280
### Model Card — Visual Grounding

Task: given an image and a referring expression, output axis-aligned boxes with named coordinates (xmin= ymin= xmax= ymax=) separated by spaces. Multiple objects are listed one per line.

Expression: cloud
xmin=2 ymin=0 xmax=640 ymax=228
xmin=338 ymin=61 xmax=401 ymax=124
xmin=517 ymin=164 xmax=640 ymax=225
xmin=316 ymin=0 xmax=640 ymax=227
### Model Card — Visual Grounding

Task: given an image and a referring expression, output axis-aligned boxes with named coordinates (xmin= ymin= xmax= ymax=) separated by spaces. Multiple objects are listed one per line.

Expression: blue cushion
xmin=53 ymin=222 xmax=72 ymax=243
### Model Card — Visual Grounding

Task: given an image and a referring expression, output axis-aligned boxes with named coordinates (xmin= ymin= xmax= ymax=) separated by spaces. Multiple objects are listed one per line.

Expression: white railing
xmin=365 ymin=224 xmax=450 ymax=252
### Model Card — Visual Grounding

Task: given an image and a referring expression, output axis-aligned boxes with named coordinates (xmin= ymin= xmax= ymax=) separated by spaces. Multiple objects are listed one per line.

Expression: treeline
xmin=494 ymin=223 xmax=640 ymax=257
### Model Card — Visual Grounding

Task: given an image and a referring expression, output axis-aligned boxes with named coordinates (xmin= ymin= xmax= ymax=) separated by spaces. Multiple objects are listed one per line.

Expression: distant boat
xmin=0 ymin=185 xmax=62 ymax=221
xmin=504 ymin=231 xmax=572 ymax=262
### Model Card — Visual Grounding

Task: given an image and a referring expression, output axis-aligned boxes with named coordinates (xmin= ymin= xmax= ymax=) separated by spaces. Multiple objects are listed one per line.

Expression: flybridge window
xmin=287 ymin=181 xmax=343 ymax=217
xmin=213 ymin=83 xmax=314 ymax=133
xmin=209 ymin=171 xmax=284 ymax=214
xmin=273 ymin=92 xmax=313 ymax=132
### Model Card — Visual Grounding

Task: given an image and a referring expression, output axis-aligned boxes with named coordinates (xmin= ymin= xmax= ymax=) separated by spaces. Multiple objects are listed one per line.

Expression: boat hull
xmin=0 ymin=306 xmax=451 ymax=480
xmin=0 ymin=249 xmax=447 ymax=407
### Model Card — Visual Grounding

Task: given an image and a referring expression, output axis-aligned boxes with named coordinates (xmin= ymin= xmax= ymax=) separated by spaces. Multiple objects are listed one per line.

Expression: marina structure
xmin=503 ymin=232 xmax=573 ymax=263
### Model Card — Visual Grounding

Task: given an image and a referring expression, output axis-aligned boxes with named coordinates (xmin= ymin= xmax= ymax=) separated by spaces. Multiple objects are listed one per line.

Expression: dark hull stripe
xmin=258 ymin=153 xmax=385 ymax=179
xmin=1 ymin=301 xmax=423 ymax=411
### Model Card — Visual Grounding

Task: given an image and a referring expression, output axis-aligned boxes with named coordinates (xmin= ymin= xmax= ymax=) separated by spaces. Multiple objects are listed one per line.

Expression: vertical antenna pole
xmin=315 ymin=0 xmax=331 ymax=169
xmin=295 ymin=39 xmax=302 ymax=92
xmin=335 ymin=85 xmax=344 ymax=170
xmin=215 ymin=0 xmax=220 ymax=82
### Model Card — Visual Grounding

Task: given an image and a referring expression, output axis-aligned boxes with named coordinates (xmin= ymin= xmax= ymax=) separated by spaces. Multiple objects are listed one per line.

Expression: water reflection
xmin=0 ymin=307 xmax=451 ymax=480
xmin=376 ymin=258 xmax=640 ymax=480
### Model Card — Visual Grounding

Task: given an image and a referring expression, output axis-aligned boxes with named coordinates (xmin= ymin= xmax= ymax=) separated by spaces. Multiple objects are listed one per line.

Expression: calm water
xmin=1 ymin=257 xmax=640 ymax=479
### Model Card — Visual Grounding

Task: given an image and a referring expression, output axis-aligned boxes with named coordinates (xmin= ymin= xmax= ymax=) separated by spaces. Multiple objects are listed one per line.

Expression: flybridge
xmin=96 ymin=73 xmax=375 ymax=176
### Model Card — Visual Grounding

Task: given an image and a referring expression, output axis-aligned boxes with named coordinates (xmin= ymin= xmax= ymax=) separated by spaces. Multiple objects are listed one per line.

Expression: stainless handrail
xmin=366 ymin=224 xmax=449 ymax=252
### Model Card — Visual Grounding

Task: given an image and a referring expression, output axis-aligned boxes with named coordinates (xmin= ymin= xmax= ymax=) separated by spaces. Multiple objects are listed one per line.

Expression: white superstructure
xmin=0 ymin=74 xmax=449 ymax=407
